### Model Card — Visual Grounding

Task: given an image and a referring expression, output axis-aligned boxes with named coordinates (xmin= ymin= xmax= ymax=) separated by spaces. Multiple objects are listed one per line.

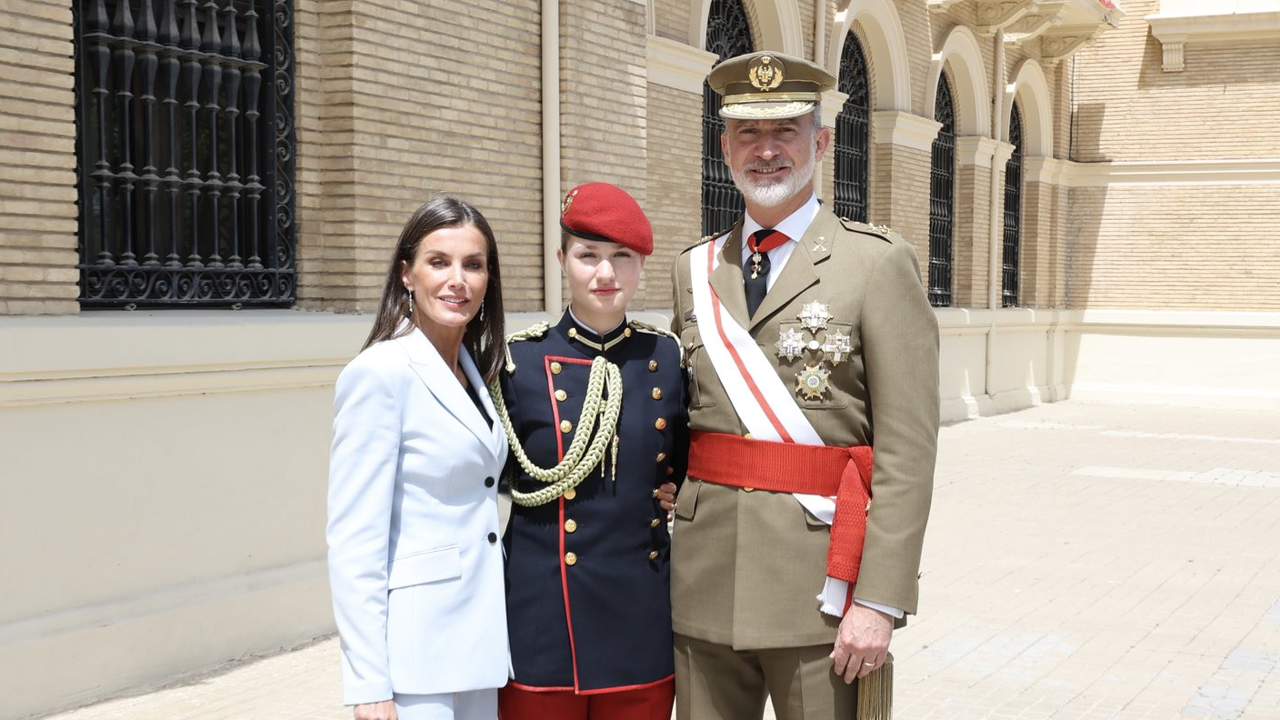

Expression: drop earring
xmin=478 ymin=301 xmax=486 ymax=324
xmin=406 ymin=289 xmax=414 ymax=317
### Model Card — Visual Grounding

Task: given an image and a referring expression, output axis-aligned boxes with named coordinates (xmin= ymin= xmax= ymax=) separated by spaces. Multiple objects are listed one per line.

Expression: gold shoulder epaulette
xmin=503 ymin=321 xmax=550 ymax=373
xmin=629 ymin=320 xmax=684 ymax=366
xmin=839 ymin=217 xmax=897 ymax=243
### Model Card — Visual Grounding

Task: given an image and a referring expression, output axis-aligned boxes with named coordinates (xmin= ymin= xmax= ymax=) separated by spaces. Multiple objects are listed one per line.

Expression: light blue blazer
xmin=327 ymin=324 xmax=510 ymax=705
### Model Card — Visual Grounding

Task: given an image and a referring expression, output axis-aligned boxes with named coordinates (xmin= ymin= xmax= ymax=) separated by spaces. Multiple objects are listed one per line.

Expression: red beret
xmin=560 ymin=182 xmax=654 ymax=256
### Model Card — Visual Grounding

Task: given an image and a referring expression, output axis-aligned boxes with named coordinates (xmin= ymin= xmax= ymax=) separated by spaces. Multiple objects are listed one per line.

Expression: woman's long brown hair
xmin=362 ymin=196 xmax=506 ymax=385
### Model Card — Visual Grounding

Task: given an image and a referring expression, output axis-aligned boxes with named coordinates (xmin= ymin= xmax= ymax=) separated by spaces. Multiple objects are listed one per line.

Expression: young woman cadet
xmin=327 ymin=197 xmax=510 ymax=720
xmin=491 ymin=183 xmax=687 ymax=720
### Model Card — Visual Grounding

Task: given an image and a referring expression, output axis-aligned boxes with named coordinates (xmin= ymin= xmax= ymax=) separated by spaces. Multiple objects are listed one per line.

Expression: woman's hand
xmin=656 ymin=482 xmax=678 ymax=513
xmin=354 ymin=700 xmax=397 ymax=720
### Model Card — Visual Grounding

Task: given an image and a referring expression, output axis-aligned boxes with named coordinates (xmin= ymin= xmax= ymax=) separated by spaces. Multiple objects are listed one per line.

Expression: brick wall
xmin=646 ymin=83 xmax=702 ymax=309
xmin=896 ymin=0 xmax=933 ymax=116
xmin=0 ymin=0 xmax=77 ymax=315
xmin=1068 ymin=184 xmax=1280 ymax=311
xmin=1071 ymin=0 xmax=1280 ymax=163
xmin=654 ymin=0 xmax=691 ymax=43
xmin=294 ymin=0 xmax=544 ymax=312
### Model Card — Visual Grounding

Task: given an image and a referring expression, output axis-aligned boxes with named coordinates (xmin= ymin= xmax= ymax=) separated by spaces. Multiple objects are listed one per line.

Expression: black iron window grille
xmin=73 ymin=0 xmax=296 ymax=308
xmin=701 ymin=0 xmax=754 ymax=237
xmin=1002 ymin=102 xmax=1024 ymax=308
xmin=834 ymin=34 xmax=870 ymax=223
xmin=928 ymin=74 xmax=956 ymax=308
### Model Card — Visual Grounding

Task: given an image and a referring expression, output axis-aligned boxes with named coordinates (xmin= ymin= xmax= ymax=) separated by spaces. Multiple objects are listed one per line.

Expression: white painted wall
xmin=3 ymin=307 xmax=1277 ymax=718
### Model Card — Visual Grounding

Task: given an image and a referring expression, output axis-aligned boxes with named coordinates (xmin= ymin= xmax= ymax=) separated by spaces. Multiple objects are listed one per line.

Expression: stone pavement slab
xmin=40 ymin=401 xmax=1280 ymax=720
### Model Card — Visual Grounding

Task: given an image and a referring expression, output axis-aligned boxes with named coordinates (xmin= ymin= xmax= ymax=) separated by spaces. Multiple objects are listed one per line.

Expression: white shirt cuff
xmin=853 ymin=598 xmax=904 ymax=619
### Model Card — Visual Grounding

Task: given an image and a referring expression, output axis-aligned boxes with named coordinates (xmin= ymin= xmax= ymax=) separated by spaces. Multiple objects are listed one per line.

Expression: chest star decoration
xmin=795 ymin=364 xmax=832 ymax=401
xmin=821 ymin=329 xmax=853 ymax=365
xmin=776 ymin=327 xmax=807 ymax=362
xmin=798 ymin=301 xmax=832 ymax=332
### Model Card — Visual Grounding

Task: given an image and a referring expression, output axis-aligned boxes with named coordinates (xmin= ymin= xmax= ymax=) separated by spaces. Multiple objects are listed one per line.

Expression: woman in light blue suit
xmin=328 ymin=197 xmax=509 ymax=720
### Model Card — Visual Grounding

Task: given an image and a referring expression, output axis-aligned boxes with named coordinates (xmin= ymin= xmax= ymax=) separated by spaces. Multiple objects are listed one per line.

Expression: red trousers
xmin=499 ymin=677 xmax=674 ymax=720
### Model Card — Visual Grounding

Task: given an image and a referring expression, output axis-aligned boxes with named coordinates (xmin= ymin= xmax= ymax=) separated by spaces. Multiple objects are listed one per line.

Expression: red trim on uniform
xmin=574 ymin=674 xmax=676 ymax=696
xmin=508 ymin=681 xmax=576 ymax=693
xmin=500 ymin=677 xmax=675 ymax=720
xmin=544 ymin=354 xmax=593 ymax=693
xmin=705 ymin=241 xmax=794 ymax=443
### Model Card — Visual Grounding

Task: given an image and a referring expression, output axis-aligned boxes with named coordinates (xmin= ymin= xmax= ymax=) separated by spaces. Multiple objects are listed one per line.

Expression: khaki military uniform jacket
xmin=669 ymin=209 xmax=940 ymax=650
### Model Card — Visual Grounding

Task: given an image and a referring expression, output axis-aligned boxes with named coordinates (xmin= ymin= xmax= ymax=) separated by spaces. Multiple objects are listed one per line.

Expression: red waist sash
xmin=687 ymin=431 xmax=874 ymax=584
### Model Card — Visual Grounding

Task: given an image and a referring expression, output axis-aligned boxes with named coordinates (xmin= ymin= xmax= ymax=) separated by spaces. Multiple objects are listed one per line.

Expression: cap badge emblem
xmin=561 ymin=189 xmax=577 ymax=215
xmin=748 ymin=56 xmax=785 ymax=91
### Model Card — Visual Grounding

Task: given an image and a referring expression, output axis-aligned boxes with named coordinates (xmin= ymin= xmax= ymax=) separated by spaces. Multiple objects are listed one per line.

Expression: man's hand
xmin=830 ymin=604 xmax=893 ymax=684
xmin=656 ymin=482 xmax=678 ymax=514
xmin=353 ymin=700 xmax=397 ymax=720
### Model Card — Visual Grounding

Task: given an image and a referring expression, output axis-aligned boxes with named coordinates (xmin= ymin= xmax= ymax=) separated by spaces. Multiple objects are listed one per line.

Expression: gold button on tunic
xmin=564 ymin=488 xmax=577 ymax=501
xmin=560 ymin=419 xmax=573 ymax=434
xmin=555 ymin=389 xmax=567 ymax=401
xmin=654 ymin=418 xmax=667 ymax=431
xmin=565 ymin=519 xmax=578 ymax=533
xmin=565 ymin=552 xmax=578 ymax=566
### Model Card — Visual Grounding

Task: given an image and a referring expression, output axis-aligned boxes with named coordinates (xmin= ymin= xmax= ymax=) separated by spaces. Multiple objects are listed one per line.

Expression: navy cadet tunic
xmin=501 ymin=311 xmax=688 ymax=693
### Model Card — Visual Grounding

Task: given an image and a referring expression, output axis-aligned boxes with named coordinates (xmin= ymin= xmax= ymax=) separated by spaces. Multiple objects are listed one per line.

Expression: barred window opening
xmin=73 ymin=0 xmax=297 ymax=308
xmin=834 ymin=34 xmax=870 ymax=223
xmin=1002 ymin=103 xmax=1024 ymax=308
xmin=928 ymin=74 xmax=956 ymax=308
xmin=701 ymin=0 xmax=754 ymax=238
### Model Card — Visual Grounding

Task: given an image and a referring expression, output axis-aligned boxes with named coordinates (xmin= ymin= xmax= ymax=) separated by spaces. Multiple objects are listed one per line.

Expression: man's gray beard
xmin=730 ymin=154 xmax=817 ymax=209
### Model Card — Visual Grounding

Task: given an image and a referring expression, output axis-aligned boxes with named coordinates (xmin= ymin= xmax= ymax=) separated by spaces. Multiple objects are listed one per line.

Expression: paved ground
xmin=44 ymin=401 xmax=1280 ymax=720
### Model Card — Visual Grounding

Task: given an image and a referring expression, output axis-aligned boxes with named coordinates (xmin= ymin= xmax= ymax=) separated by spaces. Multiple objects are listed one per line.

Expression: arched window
xmin=928 ymin=74 xmax=956 ymax=308
xmin=834 ymin=33 xmax=870 ymax=223
xmin=1002 ymin=102 xmax=1024 ymax=307
xmin=702 ymin=0 xmax=754 ymax=237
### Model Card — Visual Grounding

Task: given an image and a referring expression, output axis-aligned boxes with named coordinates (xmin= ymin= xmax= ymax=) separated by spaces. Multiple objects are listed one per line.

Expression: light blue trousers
xmin=393 ymin=689 xmax=497 ymax=720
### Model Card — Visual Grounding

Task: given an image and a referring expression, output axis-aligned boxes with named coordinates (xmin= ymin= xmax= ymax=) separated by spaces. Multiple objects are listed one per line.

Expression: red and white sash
xmin=689 ymin=233 xmax=849 ymax=616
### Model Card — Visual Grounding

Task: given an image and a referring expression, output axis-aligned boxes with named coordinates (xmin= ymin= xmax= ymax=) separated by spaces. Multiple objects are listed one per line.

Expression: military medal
xmin=776 ymin=327 xmax=806 ymax=362
xmin=798 ymin=301 xmax=832 ymax=332
xmin=795 ymin=364 xmax=831 ymax=401
xmin=821 ymin=328 xmax=852 ymax=365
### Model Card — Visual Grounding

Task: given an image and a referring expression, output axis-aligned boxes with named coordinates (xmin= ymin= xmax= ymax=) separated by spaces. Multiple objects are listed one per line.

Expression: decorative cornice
xmin=1024 ymin=157 xmax=1280 ymax=187
xmin=870 ymin=110 xmax=942 ymax=153
xmin=820 ymin=89 xmax=849 ymax=128
xmin=1147 ymin=9 xmax=1280 ymax=72
xmin=955 ymin=136 xmax=1002 ymax=168
xmin=646 ymin=36 xmax=718 ymax=95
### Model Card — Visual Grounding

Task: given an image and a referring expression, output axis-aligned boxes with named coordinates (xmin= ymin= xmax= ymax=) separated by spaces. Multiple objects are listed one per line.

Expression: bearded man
xmin=669 ymin=51 xmax=940 ymax=720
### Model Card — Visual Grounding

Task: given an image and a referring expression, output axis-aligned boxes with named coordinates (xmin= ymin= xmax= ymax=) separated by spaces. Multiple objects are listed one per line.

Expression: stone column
xmin=953 ymin=136 xmax=998 ymax=308
xmin=645 ymin=35 xmax=716 ymax=309
xmin=869 ymin=110 xmax=941 ymax=273
xmin=817 ymin=88 xmax=848 ymax=206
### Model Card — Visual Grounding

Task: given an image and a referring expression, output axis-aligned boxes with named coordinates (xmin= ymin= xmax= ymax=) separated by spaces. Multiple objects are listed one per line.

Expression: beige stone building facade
xmin=1 ymin=0 xmax=1278 ymax=717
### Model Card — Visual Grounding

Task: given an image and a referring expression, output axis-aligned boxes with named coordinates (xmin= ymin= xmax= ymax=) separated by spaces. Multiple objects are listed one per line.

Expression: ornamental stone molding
xmin=1147 ymin=1 xmax=1280 ymax=72
xmin=947 ymin=0 xmax=1123 ymax=63
xmin=820 ymin=89 xmax=850 ymax=129
xmin=871 ymin=110 xmax=942 ymax=153
xmin=646 ymin=36 xmax=718 ymax=95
